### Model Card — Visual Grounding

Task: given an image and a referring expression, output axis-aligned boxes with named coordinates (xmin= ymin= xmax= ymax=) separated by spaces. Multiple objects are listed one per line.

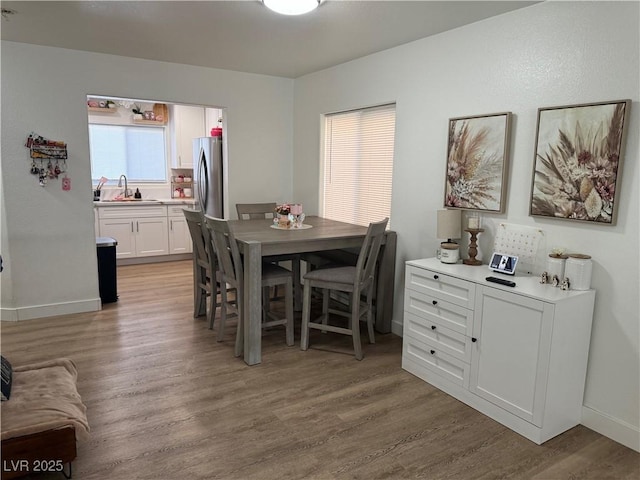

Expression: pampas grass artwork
xmin=530 ymin=100 xmax=630 ymax=225
xmin=445 ymin=112 xmax=511 ymax=212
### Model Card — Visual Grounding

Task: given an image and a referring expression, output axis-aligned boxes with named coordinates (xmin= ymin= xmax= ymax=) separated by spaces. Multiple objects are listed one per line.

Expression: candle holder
xmin=463 ymin=228 xmax=484 ymax=266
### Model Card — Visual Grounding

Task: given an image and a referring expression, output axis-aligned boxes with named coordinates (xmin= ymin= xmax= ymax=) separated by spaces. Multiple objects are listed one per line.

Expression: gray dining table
xmin=229 ymin=216 xmax=397 ymax=365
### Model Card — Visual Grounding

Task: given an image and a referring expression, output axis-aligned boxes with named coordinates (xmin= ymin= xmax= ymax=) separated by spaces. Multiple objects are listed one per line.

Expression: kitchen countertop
xmin=93 ymin=199 xmax=196 ymax=207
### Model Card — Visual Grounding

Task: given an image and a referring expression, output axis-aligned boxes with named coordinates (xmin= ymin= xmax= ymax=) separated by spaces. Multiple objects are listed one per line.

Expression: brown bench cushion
xmin=0 ymin=358 xmax=89 ymax=442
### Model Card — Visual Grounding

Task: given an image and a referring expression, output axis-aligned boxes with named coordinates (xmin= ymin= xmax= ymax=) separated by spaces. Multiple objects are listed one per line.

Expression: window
xmin=322 ymin=104 xmax=395 ymax=227
xmin=89 ymin=124 xmax=167 ymax=183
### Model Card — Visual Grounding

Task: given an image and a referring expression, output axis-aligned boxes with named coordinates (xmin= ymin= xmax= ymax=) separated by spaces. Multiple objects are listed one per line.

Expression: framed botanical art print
xmin=444 ymin=112 xmax=511 ymax=213
xmin=529 ymin=100 xmax=631 ymax=225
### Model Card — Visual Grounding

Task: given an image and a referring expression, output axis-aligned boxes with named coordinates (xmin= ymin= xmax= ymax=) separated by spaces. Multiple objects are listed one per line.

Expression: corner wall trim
xmin=0 ymin=298 xmax=101 ymax=322
xmin=582 ymin=405 xmax=640 ymax=452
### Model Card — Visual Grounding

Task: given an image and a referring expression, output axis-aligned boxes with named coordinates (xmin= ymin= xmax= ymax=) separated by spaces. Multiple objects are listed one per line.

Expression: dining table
xmin=229 ymin=216 xmax=397 ymax=365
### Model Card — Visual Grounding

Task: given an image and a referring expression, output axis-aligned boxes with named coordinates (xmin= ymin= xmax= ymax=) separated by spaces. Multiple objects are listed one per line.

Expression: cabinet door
xmin=173 ymin=105 xmax=205 ymax=168
xmin=168 ymin=216 xmax=192 ymax=254
xmin=135 ymin=218 xmax=169 ymax=257
xmin=99 ymin=219 xmax=136 ymax=259
xmin=470 ymin=286 xmax=554 ymax=426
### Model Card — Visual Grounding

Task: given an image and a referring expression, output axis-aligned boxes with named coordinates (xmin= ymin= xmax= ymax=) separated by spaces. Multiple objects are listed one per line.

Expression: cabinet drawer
xmin=168 ymin=205 xmax=188 ymax=217
xmin=98 ymin=206 xmax=167 ymax=219
xmin=405 ymin=266 xmax=475 ymax=308
xmin=404 ymin=289 xmax=473 ymax=336
xmin=404 ymin=311 xmax=471 ymax=363
xmin=403 ymin=335 xmax=470 ymax=388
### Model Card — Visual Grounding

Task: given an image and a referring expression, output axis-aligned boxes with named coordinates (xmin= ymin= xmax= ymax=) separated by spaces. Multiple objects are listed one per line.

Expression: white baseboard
xmin=392 ymin=319 xmax=403 ymax=337
xmin=0 ymin=298 xmax=101 ymax=322
xmin=582 ymin=405 xmax=640 ymax=452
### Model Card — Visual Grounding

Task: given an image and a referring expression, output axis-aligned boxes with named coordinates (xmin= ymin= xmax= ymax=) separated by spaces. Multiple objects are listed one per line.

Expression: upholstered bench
xmin=1 ymin=358 xmax=89 ymax=480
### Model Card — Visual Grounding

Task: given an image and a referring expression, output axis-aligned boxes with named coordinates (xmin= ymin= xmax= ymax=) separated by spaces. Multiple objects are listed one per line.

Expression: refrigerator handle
xmin=197 ymin=148 xmax=208 ymax=213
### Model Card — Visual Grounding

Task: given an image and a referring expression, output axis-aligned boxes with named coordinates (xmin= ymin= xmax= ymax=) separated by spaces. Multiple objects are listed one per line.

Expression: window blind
xmin=322 ymin=104 xmax=395 ymax=227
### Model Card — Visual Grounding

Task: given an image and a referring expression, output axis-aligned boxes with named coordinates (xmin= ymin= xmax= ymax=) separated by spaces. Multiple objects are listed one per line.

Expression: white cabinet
xmin=97 ymin=206 xmax=169 ymax=259
xmin=402 ymin=258 xmax=595 ymax=444
xmin=172 ymin=105 xmax=205 ymax=168
xmin=167 ymin=206 xmax=192 ymax=255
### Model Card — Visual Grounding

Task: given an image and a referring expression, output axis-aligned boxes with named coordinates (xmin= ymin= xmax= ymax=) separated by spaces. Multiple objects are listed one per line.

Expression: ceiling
xmin=0 ymin=1 xmax=538 ymax=78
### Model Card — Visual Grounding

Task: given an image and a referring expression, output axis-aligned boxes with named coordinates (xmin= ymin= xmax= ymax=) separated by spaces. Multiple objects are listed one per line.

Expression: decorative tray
xmin=270 ymin=224 xmax=313 ymax=230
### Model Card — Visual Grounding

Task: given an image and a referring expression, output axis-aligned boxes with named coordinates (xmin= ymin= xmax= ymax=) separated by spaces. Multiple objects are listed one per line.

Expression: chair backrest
xmin=204 ymin=216 xmax=243 ymax=289
xmin=236 ymin=202 xmax=277 ymax=220
xmin=355 ymin=218 xmax=389 ymax=289
xmin=183 ymin=208 xmax=210 ymax=265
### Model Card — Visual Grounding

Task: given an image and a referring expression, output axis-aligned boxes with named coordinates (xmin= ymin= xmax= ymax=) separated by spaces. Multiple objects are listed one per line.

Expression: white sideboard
xmin=402 ymin=258 xmax=595 ymax=444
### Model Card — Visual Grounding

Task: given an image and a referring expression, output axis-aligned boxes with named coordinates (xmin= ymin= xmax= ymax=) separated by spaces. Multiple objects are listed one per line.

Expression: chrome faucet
xmin=117 ymin=174 xmax=132 ymax=198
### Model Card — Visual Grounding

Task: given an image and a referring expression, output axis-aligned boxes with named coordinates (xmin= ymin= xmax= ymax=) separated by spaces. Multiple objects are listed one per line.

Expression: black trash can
xmin=96 ymin=237 xmax=118 ymax=303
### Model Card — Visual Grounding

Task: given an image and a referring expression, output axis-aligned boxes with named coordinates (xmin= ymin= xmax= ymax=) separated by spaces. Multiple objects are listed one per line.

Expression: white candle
xmin=468 ymin=215 xmax=479 ymax=229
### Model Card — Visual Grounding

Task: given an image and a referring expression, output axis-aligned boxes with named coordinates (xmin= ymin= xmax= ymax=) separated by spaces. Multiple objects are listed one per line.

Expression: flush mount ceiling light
xmin=262 ymin=0 xmax=323 ymax=16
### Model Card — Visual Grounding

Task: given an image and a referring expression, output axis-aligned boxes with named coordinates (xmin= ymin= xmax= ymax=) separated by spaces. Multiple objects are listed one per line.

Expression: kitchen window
xmin=321 ymin=104 xmax=395 ymax=227
xmin=89 ymin=124 xmax=167 ymax=183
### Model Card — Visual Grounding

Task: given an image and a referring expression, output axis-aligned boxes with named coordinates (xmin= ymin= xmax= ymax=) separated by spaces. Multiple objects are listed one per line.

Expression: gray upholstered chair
xmin=205 ymin=215 xmax=294 ymax=357
xmin=183 ymin=208 xmax=220 ymax=328
xmin=300 ymin=218 xmax=389 ymax=360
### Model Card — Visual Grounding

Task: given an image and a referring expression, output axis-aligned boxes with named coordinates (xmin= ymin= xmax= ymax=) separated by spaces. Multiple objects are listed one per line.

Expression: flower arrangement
xmin=275 ymin=203 xmax=291 ymax=215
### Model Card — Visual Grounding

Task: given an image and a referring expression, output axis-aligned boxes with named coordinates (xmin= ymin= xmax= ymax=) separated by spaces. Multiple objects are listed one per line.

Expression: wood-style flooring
xmin=1 ymin=260 xmax=638 ymax=479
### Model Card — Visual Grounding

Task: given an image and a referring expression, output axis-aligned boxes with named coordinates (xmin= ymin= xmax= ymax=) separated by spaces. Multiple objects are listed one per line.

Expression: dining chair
xmin=205 ymin=215 xmax=294 ymax=357
xmin=183 ymin=208 xmax=220 ymax=328
xmin=236 ymin=202 xmax=277 ymax=220
xmin=236 ymin=202 xmax=301 ymax=306
xmin=300 ymin=218 xmax=389 ymax=360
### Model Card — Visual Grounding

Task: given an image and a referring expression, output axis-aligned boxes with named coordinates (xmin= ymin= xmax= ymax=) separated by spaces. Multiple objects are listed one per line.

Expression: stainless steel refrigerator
xmin=193 ymin=137 xmax=224 ymax=218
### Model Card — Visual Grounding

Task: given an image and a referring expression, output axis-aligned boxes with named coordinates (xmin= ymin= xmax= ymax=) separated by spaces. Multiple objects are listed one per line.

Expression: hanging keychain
xmin=62 ymin=174 xmax=71 ymax=191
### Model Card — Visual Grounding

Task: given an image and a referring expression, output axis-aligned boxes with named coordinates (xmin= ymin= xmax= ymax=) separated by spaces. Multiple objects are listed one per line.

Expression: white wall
xmin=293 ymin=2 xmax=639 ymax=450
xmin=1 ymin=41 xmax=294 ymax=320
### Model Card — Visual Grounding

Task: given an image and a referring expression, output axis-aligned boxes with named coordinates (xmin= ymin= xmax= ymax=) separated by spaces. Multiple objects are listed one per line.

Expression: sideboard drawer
xmin=403 ymin=335 xmax=470 ymax=388
xmin=405 ymin=265 xmax=475 ymax=308
xmin=404 ymin=289 xmax=473 ymax=336
xmin=404 ymin=311 xmax=471 ymax=363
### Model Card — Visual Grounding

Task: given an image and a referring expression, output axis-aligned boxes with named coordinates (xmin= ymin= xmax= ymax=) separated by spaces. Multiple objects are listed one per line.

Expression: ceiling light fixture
xmin=262 ymin=0 xmax=323 ymax=16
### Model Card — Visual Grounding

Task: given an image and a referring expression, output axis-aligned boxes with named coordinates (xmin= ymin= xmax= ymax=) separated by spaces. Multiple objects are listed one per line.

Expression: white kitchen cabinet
xmin=172 ymin=105 xmax=205 ymax=168
xmin=167 ymin=206 xmax=192 ymax=255
xmin=402 ymin=258 xmax=595 ymax=444
xmin=97 ymin=206 xmax=169 ymax=259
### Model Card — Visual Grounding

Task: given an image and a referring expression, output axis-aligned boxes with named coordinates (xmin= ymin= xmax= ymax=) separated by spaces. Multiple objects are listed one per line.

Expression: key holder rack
xmin=25 ymin=132 xmax=68 ymax=187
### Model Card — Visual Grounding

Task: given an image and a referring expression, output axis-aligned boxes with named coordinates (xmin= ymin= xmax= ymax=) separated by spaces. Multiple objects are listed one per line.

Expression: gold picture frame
xmin=529 ymin=100 xmax=631 ymax=225
xmin=444 ymin=112 xmax=511 ymax=213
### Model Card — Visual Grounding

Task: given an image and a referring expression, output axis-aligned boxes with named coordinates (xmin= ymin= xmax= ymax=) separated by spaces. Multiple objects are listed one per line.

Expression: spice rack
xmin=171 ymin=176 xmax=193 ymax=199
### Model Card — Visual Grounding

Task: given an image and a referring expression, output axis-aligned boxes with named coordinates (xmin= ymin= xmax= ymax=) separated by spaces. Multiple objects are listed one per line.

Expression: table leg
xmin=243 ymin=241 xmax=263 ymax=365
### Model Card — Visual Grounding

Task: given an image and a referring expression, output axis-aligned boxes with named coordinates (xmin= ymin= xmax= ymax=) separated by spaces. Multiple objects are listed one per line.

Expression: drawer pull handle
xmin=432 ymin=300 xmax=438 ymax=305
xmin=431 ymin=325 xmax=436 ymax=330
xmin=433 ymin=274 xmax=439 ymax=280
xmin=472 ymin=337 xmax=477 ymax=343
xmin=430 ymin=349 xmax=435 ymax=355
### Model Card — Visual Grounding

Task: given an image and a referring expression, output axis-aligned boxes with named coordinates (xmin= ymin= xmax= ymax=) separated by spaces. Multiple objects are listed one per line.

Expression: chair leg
xmin=351 ymin=291 xmax=363 ymax=360
xmin=301 ymin=282 xmax=311 ymax=351
xmin=217 ymin=284 xmax=228 ymax=339
xmin=234 ymin=313 xmax=243 ymax=357
xmin=285 ymin=278 xmax=294 ymax=346
xmin=321 ymin=289 xmax=330 ymax=333
xmin=366 ymin=285 xmax=375 ymax=344
xmin=293 ymin=256 xmax=302 ymax=311
xmin=207 ymin=288 xmax=216 ymax=331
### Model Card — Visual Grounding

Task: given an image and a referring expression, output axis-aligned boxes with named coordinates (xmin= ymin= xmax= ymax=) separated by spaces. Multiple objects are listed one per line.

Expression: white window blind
xmin=322 ymin=104 xmax=395 ymax=227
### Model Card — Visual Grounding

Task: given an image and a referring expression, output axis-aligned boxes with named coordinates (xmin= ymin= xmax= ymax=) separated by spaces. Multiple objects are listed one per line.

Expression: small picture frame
xmin=444 ymin=112 xmax=511 ymax=213
xmin=529 ymin=100 xmax=631 ymax=225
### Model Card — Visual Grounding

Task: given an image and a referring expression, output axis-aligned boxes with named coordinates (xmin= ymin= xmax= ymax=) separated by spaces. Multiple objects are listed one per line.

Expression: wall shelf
xmin=133 ymin=119 xmax=166 ymax=126
xmin=88 ymin=107 xmax=117 ymax=113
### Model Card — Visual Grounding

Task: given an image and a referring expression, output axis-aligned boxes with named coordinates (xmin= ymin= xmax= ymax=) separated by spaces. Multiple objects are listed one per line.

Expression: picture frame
xmin=444 ymin=112 xmax=511 ymax=213
xmin=529 ymin=99 xmax=631 ymax=225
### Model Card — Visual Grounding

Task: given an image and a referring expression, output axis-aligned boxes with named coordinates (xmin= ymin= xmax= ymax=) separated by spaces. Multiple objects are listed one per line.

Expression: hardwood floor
xmin=2 ymin=260 xmax=638 ymax=479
